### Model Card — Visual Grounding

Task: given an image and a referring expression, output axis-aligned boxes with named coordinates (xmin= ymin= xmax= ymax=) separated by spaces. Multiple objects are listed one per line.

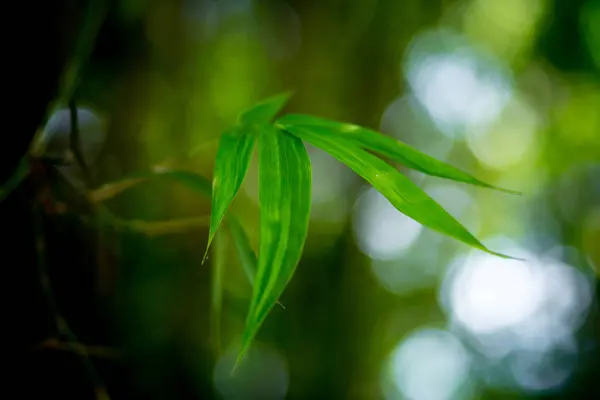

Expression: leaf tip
xmin=494 ymin=186 xmax=522 ymax=196
xmin=201 ymin=243 xmax=211 ymax=265
xmin=274 ymin=90 xmax=295 ymax=103
xmin=231 ymin=343 xmax=251 ymax=375
xmin=485 ymin=249 xmax=526 ymax=261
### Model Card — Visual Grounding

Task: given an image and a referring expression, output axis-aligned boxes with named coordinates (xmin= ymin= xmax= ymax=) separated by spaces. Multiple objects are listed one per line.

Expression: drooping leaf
xmin=227 ymin=216 xmax=259 ymax=286
xmin=238 ymin=91 xmax=294 ymax=125
xmin=277 ymin=114 xmax=519 ymax=194
xmin=227 ymin=216 xmax=285 ymax=309
xmin=210 ymin=229 xmax=227 ymax=354
xmin=236 ymin=124 xmax=311 ymax=368
xmin=281 ymin=124 xmax=512 ymax=259
xmin=204 ymin=126 xmax=256 ymax=262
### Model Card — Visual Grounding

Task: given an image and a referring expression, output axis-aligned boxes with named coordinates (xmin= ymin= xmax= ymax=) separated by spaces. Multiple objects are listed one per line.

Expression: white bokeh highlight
xmin=440 ymin=240 xmax=594 ymax=392
xmin=385 ymin=328 xmax=474 ymax=400
xmin=213 ymin=344 xmax=289 ymax=399
xmin=404 ymin=29 xmax=513 ymax=138
xmin=354 ymin=187 xmax=423 ymax=261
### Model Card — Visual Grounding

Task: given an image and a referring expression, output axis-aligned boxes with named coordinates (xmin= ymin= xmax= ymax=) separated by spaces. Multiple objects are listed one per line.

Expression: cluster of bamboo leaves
xmin=0 ymin=91 xmax=517 ymax=371
xmin=204 ymin=92 xmax=517 ymax=368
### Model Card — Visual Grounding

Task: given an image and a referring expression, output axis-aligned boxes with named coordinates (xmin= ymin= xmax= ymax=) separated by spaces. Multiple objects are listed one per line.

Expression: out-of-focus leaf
xmin=236 ymin=125 xmax=311 ymax=368
xmin=89 ymin=177 xmax=147 ymax=203
xmin=150 ymin=170 xmax=213 ymax=197
xmin=89 ymin=169 xmax=213 ymax=203
xmin=227 ymin=216 xmax=258 ymax=285
xmin=277 ymin=114 xmax=519 ymax=194
xmin=211 ymin=229 xmax=227 ymax=354
xmin=123 ymin=217 xmax=210 ymax=237
xmin=238 ymin=91 xmax=294 ymax=124
xmin=0 ymin=157 xmax=30 ymax=204
xmin=282 ymin=124 xmax=512 ymax=259
xmin=204 ymin=126 xmax=256 ymax=262
xmin=227 ymin=216 xmax=285 ymax=309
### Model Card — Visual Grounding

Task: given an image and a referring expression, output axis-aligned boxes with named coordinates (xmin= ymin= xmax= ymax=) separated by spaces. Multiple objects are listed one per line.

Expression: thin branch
xmin=88 ymin=177 xmax=148 ymax=203
xmin=126 ymin=216 xmax=211 ymax=237
xmin=84 ymin=215 xmax=211 ymax=237
xmin=32 ymin=338 xmax=121 ymax=359
xmin=32 ymin=203 xmax=111 ymax=399
xmin=69 ymin=98 xmax=94 ymax=188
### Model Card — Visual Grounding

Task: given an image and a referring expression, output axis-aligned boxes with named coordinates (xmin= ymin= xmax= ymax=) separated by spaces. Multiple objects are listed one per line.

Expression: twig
xmin=30 ymin=0 xmax=109 ymax=159
xmin=32 ymin=203 xmax=111 ymax=399
xmin=32 ymin=338 xmax=121 ymax=359
xmin=69 ymin=98 xmax=93 ymax=188
xmin=125 ymin=216 xmax=211 ymax=237
xmin=88 ymin=177 xmax=148 ymax=203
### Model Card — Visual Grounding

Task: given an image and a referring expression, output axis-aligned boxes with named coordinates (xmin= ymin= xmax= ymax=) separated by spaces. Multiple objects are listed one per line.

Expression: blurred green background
xmin=13 ymin=0 xmax=600 ymax=398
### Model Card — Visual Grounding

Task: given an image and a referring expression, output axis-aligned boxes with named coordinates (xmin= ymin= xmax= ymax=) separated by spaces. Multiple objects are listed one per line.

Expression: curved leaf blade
xmin=236 ymin=125 xmax=311 ymax=368
xmin=227 ymin=216 xmax=259 ymax=286
xmin=238 ymin=92 xmax=294 ymax=124
xmin=282 ymin=124 xmax=512 ymax=259
xmin=204 ymin=126 xmax=256 ymax=262
xmin=277 ymin=114 xmax=519 ymax=194
xmin=227 ymin=216 xmax=285 ymax=309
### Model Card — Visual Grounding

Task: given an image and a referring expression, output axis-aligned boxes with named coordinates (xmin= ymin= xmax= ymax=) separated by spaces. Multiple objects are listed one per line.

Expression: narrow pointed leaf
xmin=227 ymin=216 xmax=259 ymax=285
xmin=204 ymin=126 xmax=256 ymax=261
xmin=236 ymin=125 xmax=311 ymax=367
xmin=282 ymin=124 xmax=512 ymax=258
xmin=227 ymin=216 xmax=285 ymax=308
xmin=277 ymin=114 xmax=519 ymax=194
xmin=238 ymin=91 xmax=294 ymax=124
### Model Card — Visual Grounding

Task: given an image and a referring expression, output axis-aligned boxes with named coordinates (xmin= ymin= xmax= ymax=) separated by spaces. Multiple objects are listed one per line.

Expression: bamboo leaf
xmin=227 ymin=216 xmax=285 ymax=309
xmin=227 ymin=216 xmax=259 ymax=286
xmin=238 ymin=92 xmax=294 ymax=124
xmin=236 ymin=125 xmax=311 ymax=368
xmin=281 ymin=124 xmax=513 ymax=259
xmin=276 ymin=114 xmax=519 ymax=194
xmin=204 ymin=126 xmax=256 ymax=262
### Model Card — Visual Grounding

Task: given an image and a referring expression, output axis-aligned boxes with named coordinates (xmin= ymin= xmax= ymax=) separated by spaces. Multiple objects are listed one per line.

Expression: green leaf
xmin=204 ymin=126 xmax=256 ymax=262
xmin=210 ymin=229 xmax=227 ymax=354
xmin=236 ymin=125 xmax=311 ymax=368
xmin=91 ymin=169 xmax=213 ymax=203
xmin=238 ymin=91 xmax=294 ymax=125
xmin=276 ymin=114 xmax=519 ymax=194
xmin=227 ymin=216 xmax=286 ymax=309
xmin=227 ymin=216 xmax=259 ymax=286
xmin=281 ymin=124 xmax=512 ymax=259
